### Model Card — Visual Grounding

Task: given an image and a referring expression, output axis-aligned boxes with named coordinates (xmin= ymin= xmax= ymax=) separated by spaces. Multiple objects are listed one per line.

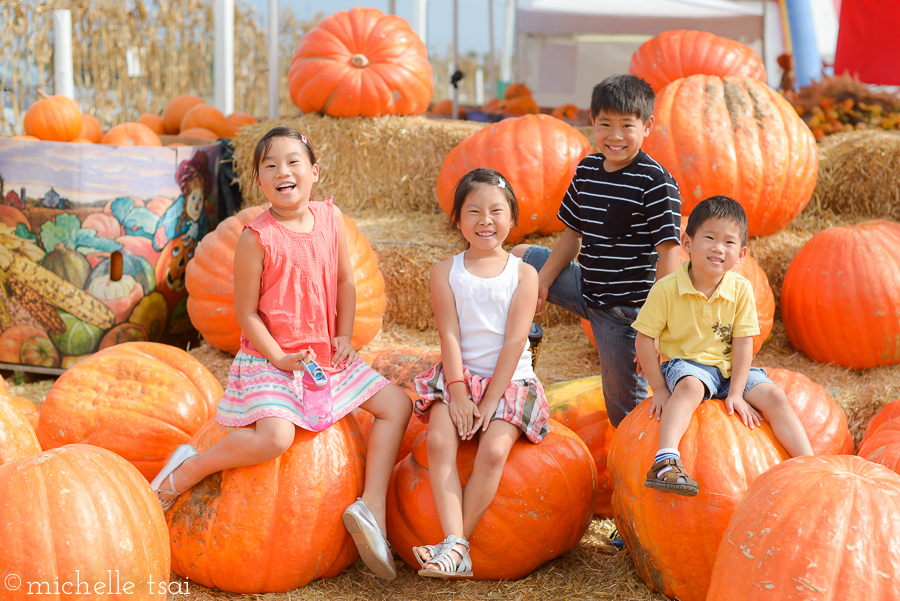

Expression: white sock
xmin=654 ymin=448 xmax=681 ymax=479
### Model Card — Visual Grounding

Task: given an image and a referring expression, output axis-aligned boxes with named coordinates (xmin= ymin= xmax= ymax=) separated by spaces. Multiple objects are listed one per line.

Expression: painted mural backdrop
xmin=0 ymin=138 xmax=221 ymax=369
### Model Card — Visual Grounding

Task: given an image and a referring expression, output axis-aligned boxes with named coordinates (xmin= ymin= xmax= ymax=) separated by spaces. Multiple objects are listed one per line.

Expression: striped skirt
xmin=413 ymin=362 xmax=550 ymax=444
xmin=216 ymin=351 xmax=390 ymax=432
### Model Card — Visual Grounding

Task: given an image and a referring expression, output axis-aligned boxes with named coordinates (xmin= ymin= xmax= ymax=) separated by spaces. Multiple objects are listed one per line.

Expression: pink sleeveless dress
xmin=216 ymin=198 xmax=389 ymax=431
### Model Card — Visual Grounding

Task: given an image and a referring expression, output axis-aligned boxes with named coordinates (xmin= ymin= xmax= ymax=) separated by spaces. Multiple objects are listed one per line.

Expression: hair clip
xmin=300 ymin=134 xmax=308 ymax=145
xmin=498 ymin=179 xmax=506 ymax=189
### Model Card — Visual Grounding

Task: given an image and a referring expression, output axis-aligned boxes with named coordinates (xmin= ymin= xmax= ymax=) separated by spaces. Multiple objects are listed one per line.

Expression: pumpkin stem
xmin=350 ymin=54 xmax=369 ymax=68
xmin=110 ymin=251 xmax=123 ymax=282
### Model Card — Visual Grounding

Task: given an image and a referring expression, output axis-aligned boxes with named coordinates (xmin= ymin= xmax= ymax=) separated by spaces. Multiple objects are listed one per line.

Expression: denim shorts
xmin=660 ymin=357 xmax=773 ymax=400
xmin=521 ymin=244 xmax=647 ymax=428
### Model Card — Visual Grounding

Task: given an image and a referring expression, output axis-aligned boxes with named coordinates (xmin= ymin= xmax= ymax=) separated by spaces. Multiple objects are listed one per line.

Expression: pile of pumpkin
xmin=787 ymin=74 xmax=900 ymax=141
xmin=430 ymin=83 xmax=584 ymax=122
xmin=9 ymin=93 xmax=258 ymax=146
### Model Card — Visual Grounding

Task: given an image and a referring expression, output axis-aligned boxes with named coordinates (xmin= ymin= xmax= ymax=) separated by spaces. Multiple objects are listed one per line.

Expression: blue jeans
xmin=660 ymin=358 xmax=773 ymax=399
xmin=522 ymin=245 xmax=647 ymax=427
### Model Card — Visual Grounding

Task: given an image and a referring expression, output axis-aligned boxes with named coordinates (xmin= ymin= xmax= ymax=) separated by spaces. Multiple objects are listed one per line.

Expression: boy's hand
xmin=648 ymin=389 xmax=671 ymax=420
xmin=331 ymin=335 xmax=357 ymax=368
xmin=725 ymin=395 xmax=762 ymax=428
xmin=536 ymin=283 xmax=549 ymax=313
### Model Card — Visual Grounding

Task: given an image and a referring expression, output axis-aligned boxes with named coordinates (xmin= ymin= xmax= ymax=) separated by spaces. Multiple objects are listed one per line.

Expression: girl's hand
xmin=331 ymin=335 xmax=357 ymax=368
xmin=273 ymin=349 xmax=315 ymax=373
xmin=449 ymin=392 xmax=479 ymax=439
xmin=471 ymin=398 xmax=499 ymax=435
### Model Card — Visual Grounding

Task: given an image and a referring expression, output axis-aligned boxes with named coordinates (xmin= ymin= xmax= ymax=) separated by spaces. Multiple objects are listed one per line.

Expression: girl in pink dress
xmin=151 ymin=126 xmax=411 ymax=581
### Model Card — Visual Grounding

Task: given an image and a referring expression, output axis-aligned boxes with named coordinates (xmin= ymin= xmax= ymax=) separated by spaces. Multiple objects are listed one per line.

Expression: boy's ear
xmin=643 ymin=114 xmax=655 ymax=136
xmin=736 ymin=245 xmax=749 ymax=264
xmin=680 ymin=231 xmax=692 ymax=254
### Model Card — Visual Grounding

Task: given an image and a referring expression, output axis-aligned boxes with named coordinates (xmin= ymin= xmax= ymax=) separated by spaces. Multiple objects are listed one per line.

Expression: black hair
xmin=590 ymin=74 xmax=655 ymax=121
xmin=447 ymin=168 xmax=519 ymax=247
xmin=251 ymin=126 xmax=318 ymax=201
xmin=685 ymin=195 xmax=749 ymax=246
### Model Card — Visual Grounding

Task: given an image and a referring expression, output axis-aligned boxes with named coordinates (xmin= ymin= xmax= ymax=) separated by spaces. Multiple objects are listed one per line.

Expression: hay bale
xmin=809 ymin=129 xmax=900 ymax=220
xmin=231 ymin=114 xmax=485 ymax=213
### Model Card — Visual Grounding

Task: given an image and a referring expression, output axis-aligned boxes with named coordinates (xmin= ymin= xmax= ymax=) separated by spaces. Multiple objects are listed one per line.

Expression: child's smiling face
xmin=591 ymin=111 xmax=653 ymax=172
xmin=256 ymin=137 xmax=318 ymax=210
xmin=682 ymin=216 xmax=748 ymax=282
xmin=458 ymin=184 xmax=512 ymax=251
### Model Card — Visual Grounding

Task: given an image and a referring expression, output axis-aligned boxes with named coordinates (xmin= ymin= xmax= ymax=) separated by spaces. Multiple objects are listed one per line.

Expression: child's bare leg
xmin=159 ymin=416 xmax=296 ymax=496
xmin=658 ymin=377 xmax=706 ymax=449
xmin=417 ymin=402 xmax=463 ymax=563
xmin=510 ymin=244 xmax=530 ymax=258
xmin=461 ymin=419 xmax=520 ymax=539
xmin=744 ymin=383 xmax=814 ymax=457
xmin=359 ymin=383 xmax=413 ymax=529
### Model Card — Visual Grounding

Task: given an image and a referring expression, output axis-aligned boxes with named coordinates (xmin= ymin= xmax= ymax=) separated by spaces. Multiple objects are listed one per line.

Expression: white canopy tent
xmin=515 ymin=0 xmax=779 ymax=108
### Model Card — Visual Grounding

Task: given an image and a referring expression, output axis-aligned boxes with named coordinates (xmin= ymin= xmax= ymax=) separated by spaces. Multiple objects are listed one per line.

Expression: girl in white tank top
xmin=412 ymin=168 xmax=551 ymax=578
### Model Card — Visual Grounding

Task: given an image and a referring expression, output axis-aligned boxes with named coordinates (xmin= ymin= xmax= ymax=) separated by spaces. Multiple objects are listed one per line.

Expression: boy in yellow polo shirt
xmin=632 ymin=196 xmax=812 ymax=496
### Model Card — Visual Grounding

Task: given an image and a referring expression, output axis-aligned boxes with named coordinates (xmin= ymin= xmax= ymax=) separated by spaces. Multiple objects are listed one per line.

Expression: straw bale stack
xmin=231 ymin=114 xmax=485 ymax=213
xmin=809 ymin=129 xmax=900 ymax=220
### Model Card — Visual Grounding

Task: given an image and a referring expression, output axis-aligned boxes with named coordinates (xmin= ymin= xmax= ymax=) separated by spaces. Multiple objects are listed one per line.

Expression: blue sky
xmin=244 ymin=0 xmax=533 ymax=55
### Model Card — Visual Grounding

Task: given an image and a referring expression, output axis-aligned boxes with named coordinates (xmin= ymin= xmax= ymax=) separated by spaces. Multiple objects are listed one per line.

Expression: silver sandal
xmin=412 ymin=538 xmax=450 ymax=568
xmin=150 ymin=444 xmax=198 ymax=511
xmin=418 ymin=534 xmax=473 ymax=579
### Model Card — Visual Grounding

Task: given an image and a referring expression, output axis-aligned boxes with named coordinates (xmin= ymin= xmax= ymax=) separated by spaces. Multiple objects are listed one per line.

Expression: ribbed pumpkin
xmin=504 ymin=83 xmax=532 ymax=99
xmin=781 ymin=221 xmax=900 ymax=369
xmin=186 ymin=204 xmax=386 ymax=354
xmin=77 ymin=113 xmax=104 ymax=143
xmin=436 ymin=114 xmax=593 ymax=242
xmin=138 ymin=113 xmax=167 ymax=134
xmin=765 ymin=368 xmax=853 ymax=455
xmin=167 ymin=416 xmax=366 ymax=593
xmin=629 ymin=30 xmax=766 ymax=93
xmin=707 ymin=456 xmax=900 ymax=601
xmin=288 ymin=7 xmax=433 ymax=117
xmin=0 ymin=444 xmax=170 ymax=601
xmin=36 ymin=342 xmax=223 ymax=480
xmin=609 ymin=397 xmax=789 ymax=601
xmin=545 ymin=376 xmax=615 ymax=517
xmin=23 ymin=95 xmax=82 ymax=141
xmin=180 ymin=103 xmax=229 ymax=138
xmin=386 ymin=420 xmax=596 ymax=579
xmin=863 ymin=399 xmax=900 ymax=445
xmin=162 ymin=94 xmax=205 ymax=134
xmin=7 ymin=396 xmax=39 ymax=429
xmin=643 ymin=75 xmax=818 ymax=238
xmin=101 ymin=122 xmax=162 ymax=146
xmin=858 ymin=419 xmax=900 ymax=475
xmin=0 ymin=393 xmax=41 ymax=466
xmin=357 ymin=346 xmax=440 ymax=462
xmin=225 ymin=111 xmax=258 ymax=137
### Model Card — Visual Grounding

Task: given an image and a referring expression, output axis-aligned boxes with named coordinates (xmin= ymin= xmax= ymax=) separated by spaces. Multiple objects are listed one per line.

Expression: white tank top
xmin=448 ymin=251 xmax=535 ymax=380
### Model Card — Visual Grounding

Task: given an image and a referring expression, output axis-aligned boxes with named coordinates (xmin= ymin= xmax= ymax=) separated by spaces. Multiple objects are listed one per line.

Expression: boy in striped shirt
xmin=512 ymin=74 xmax=681 ymax=428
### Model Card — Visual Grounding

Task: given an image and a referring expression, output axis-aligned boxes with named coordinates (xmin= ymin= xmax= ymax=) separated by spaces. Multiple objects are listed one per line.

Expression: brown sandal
xmin=645 ymin=458 xmax=699 ymax=496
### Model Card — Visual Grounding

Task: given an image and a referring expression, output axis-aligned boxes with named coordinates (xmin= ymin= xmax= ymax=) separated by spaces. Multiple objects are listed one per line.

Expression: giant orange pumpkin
xmin=36 ymin=342 xmax=223 ymax=480
xmin=609 ymin=397 xmax=789 ymax=601
xmin=545 ymin=376 xmax=615 ymax=517
xmin=101 ymin=122 xmax=162 ymax=146
xmin=436 ymin=114 xmax=593 ymax=242
xmin=863 ymin=399 xmax=900 ymax=445
xmin=858 ymin=418 xmax=900 ymax=476
xmin=23 ymin=95 xmax=82 ymax=141
xmin=162 ymin=94 xmax=206 ymax=134
xmin=186 ymin=204 xmax=386 ymax=353
xmin=781 ymin=221 xmax=900 ymax=369
xmin=288 ymin=7 xmax=433 ymax=117
xmin=629 ymin=30 xmax=766 ymax=93
xmin=0 ymin=393 xmax=41 ymax=466
xmin=0 ymin=444 xmax=170 ymax=601
xmin=643 ymin=75 xmax=818 ymax=238
xmin=386 ymin=420 xmax=596 ymax=579
xmin=707 ymin=455 xmax=900 ymax=601
xmin=356 ymin=346 xmax=440 ymax=462
xmin=766 ymin=368 xmax=853 ymax=455
xmin=167 ymin=416 xmax=366 ymax=592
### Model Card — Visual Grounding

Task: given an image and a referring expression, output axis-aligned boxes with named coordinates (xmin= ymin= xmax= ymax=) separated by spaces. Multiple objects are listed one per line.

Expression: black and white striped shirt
xmin=559 ymin=150 xmax=681 ymax=309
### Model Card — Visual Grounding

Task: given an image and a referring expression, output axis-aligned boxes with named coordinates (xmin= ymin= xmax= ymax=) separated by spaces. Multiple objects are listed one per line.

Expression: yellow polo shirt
xmin=632 ymin=261 xmax=759 ymax=378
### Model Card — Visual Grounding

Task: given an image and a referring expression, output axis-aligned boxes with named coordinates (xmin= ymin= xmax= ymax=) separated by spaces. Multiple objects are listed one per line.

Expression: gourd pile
xmin=2 ymin=14 xmax=900 ymax=601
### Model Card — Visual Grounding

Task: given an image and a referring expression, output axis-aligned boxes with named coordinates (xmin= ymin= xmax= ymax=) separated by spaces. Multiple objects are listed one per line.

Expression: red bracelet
xmin=445 ymin=378 xmax=468 ymax=389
